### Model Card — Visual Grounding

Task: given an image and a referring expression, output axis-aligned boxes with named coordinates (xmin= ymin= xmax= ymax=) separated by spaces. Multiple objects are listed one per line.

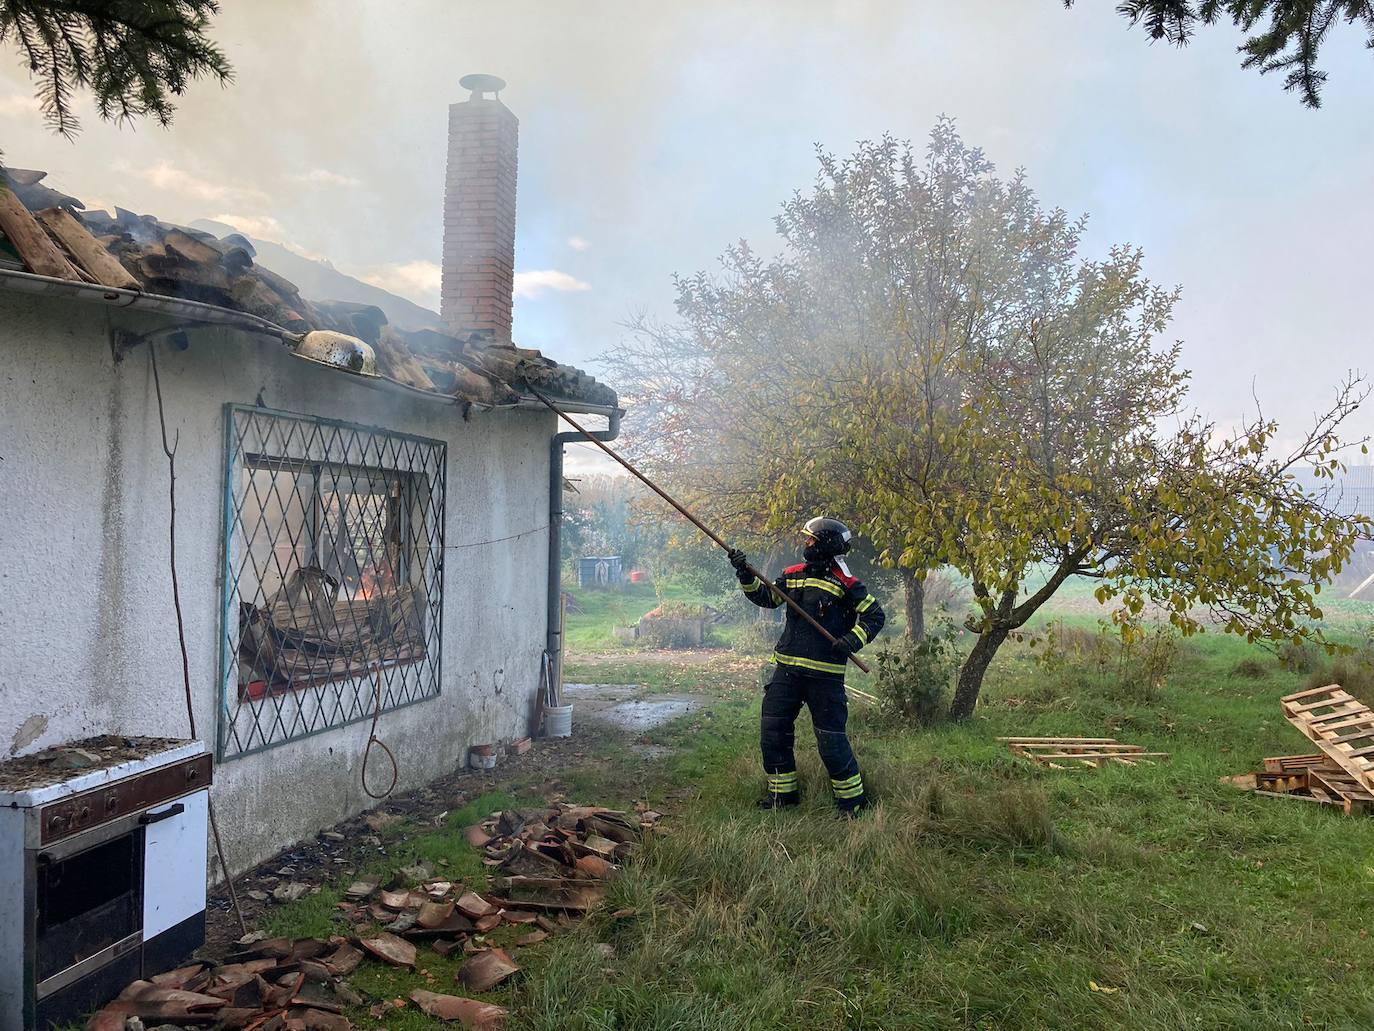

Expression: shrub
xmin=1118 ymin=625 xmax=1179 ymax=701
xmin=732 ymin=618 xmax=780 ymax=655
xmin=1278 ymin=639 xmax=1323 ymax=673
xmin=637 ymin=602 xmax=707 ymax=649
xmin=1030 ymin=620 xmax=1179 ymax=701
xmin=873 ymin=620 xmax=961 ymax=726
xmin=1031 ymin=620 xmax=1115 ymax=678
xmin=1232 ymin=657 xmax=1269 ymax=679
xmin=636 ymin=619 xmax=703 ymax=649
xmin=1302 ymin=644 xmax=1374 ymax=707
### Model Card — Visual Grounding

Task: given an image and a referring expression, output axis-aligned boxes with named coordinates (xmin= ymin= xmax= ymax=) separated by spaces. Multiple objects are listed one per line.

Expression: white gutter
xmin=0 ymin=268 xmax=618 ymax=416
xmin=0 ymin=266 xmax=297 ymax=340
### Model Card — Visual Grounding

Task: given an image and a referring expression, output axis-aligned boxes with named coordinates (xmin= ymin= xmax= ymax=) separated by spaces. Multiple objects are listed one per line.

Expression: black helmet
xmin=802 ymin=516 xmax=853 ymax=558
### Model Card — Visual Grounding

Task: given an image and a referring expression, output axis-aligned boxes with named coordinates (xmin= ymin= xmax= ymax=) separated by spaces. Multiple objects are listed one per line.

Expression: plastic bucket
xmin=543 ymin=703 xmax=573 ymax=738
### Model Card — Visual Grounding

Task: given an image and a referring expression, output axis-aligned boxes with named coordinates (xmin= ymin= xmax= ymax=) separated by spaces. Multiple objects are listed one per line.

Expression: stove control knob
xmin=106 ymin=794 xmax=119 ymax=813
xmin=77 ymin=806 xmax=91 ymax=823
xmin=186 ymin=765 xmax=200 ymax=783
xmin=48 ymin=813 xmax=68 ymax=833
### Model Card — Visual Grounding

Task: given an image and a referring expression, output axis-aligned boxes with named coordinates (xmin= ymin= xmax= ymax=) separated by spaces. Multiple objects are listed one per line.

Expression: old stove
xmin=0 ymin=736 xmax=210 ymax=1030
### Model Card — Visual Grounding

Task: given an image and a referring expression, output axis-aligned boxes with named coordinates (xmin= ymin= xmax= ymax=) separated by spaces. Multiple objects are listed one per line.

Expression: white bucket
xmin=543 ymin=703 xmax=573 ymax=738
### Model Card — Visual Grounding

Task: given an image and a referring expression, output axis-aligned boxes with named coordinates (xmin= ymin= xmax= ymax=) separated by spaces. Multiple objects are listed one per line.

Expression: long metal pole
xmin=529 ymin=389 xmax=871 ymax=676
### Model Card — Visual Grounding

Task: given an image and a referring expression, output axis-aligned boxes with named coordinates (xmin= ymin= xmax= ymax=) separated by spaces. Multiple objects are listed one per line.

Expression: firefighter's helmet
xmin=802 ymin=516 xmax=853 ymax=557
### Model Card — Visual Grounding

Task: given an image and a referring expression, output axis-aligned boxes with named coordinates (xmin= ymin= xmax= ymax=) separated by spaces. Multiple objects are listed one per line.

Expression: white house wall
xmin=0 ymin=292 xmax=553 ymax=874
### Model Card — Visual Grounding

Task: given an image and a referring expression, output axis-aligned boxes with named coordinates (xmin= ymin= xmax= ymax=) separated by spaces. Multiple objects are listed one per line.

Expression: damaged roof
xmin=0 ymin=168 xmax=618 ymax=412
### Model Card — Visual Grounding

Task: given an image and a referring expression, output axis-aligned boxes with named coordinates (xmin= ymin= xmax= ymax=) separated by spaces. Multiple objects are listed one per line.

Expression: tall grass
xmin=260 ymin=607 xmax=1374 ymax=1030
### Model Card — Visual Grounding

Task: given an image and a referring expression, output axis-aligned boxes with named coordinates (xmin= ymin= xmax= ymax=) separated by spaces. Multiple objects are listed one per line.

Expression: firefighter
xmin=727 ymin=517 xmax=885 ymax=816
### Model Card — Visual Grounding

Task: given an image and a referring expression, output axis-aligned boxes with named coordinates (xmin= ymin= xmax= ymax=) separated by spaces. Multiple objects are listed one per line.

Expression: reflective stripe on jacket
xmin=740 ymin=561 xmax=886 ymax=680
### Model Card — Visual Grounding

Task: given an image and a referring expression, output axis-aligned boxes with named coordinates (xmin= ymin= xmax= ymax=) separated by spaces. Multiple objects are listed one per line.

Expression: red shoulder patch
xmin=832 ymin=565 xmax=859 ymax=588
xmin=783 ymin=563 xmax=807 ymax=575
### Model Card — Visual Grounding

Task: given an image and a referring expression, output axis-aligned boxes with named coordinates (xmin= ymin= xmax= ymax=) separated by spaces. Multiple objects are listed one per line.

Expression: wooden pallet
xmin=999 ymin=737 xmax=1170 ymax=770
xmin=1262 ymin=753 xmax=1328 ymax=774
xmin=1307 ymin=762 xmax=1374 ymax=816
xmin=1279 ymin=685 xmax=1374 ymax=795
xmin=1256 ymin=769 xmax=1312 ymax=794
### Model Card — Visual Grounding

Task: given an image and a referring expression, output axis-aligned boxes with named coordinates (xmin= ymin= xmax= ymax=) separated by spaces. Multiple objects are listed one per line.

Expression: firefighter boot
xmin=757 ymin=770 xmax=800 ymax=810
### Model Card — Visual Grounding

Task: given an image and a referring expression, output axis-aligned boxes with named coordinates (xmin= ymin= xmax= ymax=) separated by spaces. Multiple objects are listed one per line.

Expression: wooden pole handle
xmin=531 ymin=389 xmax=871 ymax=676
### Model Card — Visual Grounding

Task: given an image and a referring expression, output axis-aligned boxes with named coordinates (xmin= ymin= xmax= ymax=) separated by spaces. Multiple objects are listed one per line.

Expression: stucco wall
xmin=0 ymin=292 xmax=554 ymax=873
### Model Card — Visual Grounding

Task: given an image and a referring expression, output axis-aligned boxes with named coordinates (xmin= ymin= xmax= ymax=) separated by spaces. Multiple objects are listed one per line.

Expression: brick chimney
xmin=441 ymin=74 xmax=518 ymax=341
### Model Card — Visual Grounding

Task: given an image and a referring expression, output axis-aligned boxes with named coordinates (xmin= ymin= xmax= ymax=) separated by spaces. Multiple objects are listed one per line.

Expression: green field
xmin=256 ymin=584 xmax=1374 ymax=1030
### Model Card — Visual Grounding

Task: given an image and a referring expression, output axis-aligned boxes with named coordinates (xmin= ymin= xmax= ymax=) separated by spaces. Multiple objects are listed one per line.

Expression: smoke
xmin=514 ymin=270 xmax=591 ymax=299
xmin=0 ymin=0 xmax=1368 ymax=444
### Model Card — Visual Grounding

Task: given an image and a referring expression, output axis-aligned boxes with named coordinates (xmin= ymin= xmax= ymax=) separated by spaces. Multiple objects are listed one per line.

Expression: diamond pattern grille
xmin=218 ymin=405 xmax=446 ymax=759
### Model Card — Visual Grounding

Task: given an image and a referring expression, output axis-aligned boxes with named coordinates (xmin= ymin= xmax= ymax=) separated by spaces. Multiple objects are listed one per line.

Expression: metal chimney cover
xmin=459 ymin=73 xmax=506 ymax=98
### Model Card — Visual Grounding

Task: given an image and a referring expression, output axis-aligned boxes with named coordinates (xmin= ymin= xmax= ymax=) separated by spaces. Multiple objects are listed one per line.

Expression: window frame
xmin=217 ymin=404 xmax=447 ymax=761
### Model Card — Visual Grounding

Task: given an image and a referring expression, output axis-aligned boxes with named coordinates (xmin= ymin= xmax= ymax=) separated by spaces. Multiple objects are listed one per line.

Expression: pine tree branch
xmin=1066 ymin=0 xmax=1374 ymax=106
xmin=0 ymin=0 xmax=231 ymax=137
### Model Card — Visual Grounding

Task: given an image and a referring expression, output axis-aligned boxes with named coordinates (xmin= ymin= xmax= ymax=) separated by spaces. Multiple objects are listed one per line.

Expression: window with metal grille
xmin=218 ymin=405 xmax=446 ymax=759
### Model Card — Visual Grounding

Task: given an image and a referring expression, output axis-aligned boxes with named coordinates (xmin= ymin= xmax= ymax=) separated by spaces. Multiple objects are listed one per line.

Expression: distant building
xmin=1290 ymin=465 xmax=1374 ymax=520
xmin=1291 ymin=466 xmax=1374 ymax=599
xmin=578 ymin=556 xmax=623 ymax=587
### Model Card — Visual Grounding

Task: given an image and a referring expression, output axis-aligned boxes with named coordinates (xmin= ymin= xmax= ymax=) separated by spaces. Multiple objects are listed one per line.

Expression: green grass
xmin=257 ymin=601 xmax=1374 ymax=1029
xmin=564 ymin=580 xmax=756 ymax=651
xmin=519 ymin=633 xmax=1374 ymax=1030
xmin=562 ymin=581 xmax=688 ymax=650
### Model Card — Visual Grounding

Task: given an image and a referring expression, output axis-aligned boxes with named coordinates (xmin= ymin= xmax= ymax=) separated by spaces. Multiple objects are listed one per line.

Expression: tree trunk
xmin=901 ymin=567 xmax=926 ymax=641
xmin=949 ymin=626 xmax=1009 ymax=721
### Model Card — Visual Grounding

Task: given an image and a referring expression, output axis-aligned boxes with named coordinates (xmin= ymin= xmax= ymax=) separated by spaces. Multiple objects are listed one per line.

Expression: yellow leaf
xmin=1089 ymin=981 xmax=1120 ymax=995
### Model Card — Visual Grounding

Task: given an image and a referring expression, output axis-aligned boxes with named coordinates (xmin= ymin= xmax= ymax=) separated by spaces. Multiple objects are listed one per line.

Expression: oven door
xmin=141 ymin=788 xmax=208 ymax=941
xmin=33 ymin=825 xmax=144 ymax=998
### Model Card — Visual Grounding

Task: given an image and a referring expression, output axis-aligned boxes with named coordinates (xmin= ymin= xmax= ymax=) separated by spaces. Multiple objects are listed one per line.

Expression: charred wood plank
xmin=163 ymin=228 xmax=226 ymax=267
xmin=0 ymin=185 xmax=80 ymax=279
xmin=35 ymin=207 xmax=140 ymax=289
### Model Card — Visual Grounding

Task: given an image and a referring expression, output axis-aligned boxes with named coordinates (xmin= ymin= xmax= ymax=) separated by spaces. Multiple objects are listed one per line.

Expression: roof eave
xmin=0 ymin=268 xmax=621 ymax=417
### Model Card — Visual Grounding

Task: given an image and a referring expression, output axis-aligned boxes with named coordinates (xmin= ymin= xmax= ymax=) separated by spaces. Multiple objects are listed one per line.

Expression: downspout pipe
xmin=548 ymin=407 xmax=622 ymax=689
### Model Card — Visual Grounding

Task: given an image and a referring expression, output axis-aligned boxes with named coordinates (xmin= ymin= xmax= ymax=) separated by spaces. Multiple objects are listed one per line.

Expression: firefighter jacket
xmin=740 ymin=560 xmax=886 ymax=680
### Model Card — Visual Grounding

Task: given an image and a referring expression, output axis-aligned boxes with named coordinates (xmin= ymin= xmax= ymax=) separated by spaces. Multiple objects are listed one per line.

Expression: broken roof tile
xmin=0 ymin=169 xmax=616 ymax=412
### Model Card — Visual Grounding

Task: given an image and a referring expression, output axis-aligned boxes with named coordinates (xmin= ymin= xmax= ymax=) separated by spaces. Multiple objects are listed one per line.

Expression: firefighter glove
xmin=727 ymin=548 xmax=750 ymax=576
xmin=834 ymin=631 xmax=863 ymax=655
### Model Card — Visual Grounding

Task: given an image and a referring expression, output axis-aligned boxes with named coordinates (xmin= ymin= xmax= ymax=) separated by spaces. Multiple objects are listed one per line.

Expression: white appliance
xmin=0 ymin=737 xmax=210 ymax=1031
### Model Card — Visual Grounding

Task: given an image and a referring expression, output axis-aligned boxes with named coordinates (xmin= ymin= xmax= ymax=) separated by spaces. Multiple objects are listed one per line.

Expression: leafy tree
xmin=0 ymin=0 xmax=231 ymax=137
xmin=610 ymin=123 xmax=1029 ymax=639
xmin=1067 ymin=0 xmax=1374 ymax=107
xmin=848 ymin=248 xmax=1368 ymax=718
xmin=610 ymin=122 xmax=1371 ymax=719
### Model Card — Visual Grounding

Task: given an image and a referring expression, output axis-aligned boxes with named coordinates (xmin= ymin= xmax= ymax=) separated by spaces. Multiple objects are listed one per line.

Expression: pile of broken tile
xmin=86 ymin=803 xmax=659 ymax=1030
xmin=86 ymin=938 xmax=373 ymax=1031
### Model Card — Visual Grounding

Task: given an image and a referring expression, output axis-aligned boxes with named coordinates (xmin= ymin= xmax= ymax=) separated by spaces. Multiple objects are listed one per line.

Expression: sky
xmin=2 ymin=1 xmax=1371 ymax=477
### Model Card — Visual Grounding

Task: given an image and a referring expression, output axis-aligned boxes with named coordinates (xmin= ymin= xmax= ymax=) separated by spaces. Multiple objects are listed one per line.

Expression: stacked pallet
xmin=1231 ymin=685 xmax=1374 ymax=816
xmin=1280 ymin=685 xmax=1374 ymax=788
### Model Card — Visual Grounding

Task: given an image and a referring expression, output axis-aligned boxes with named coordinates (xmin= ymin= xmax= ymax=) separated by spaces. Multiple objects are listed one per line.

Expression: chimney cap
xmin=459 ymin=73 xmax=507 ymax=99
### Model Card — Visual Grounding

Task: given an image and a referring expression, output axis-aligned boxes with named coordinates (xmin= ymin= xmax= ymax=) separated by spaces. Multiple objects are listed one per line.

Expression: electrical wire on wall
xmin=442 ymin=523 xmax=550 ymax=549
xmin=148 ymin=342 xmax=248 ymax=936
xmin=361 ymin=666 xmax=398 ymax=800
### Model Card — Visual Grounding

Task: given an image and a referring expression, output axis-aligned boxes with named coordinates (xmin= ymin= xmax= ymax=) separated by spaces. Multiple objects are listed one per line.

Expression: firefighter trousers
xmin=760 ymin=665 xmax=866 ymax=808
